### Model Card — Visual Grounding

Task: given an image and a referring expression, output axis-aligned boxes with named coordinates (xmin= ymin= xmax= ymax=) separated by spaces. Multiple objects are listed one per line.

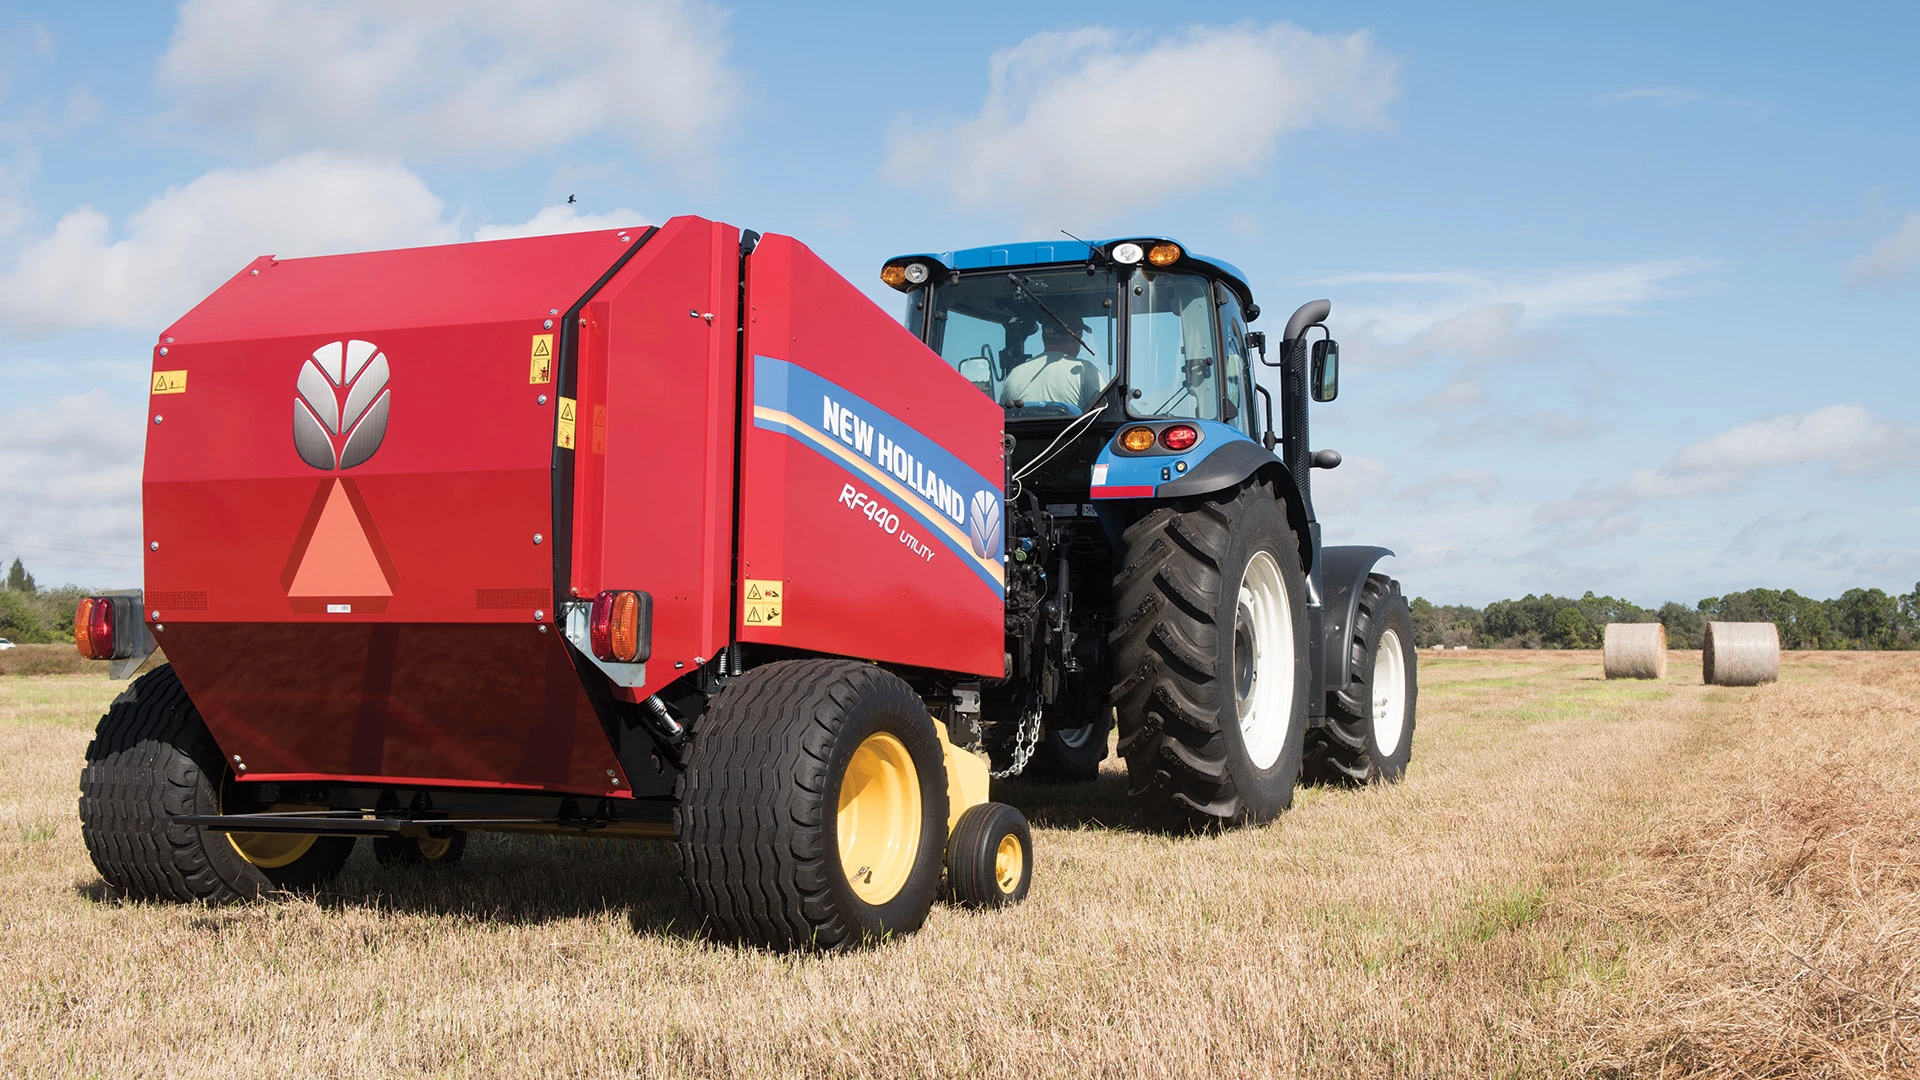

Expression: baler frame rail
xmin=172 ymin=811 xmax=560 ymax=838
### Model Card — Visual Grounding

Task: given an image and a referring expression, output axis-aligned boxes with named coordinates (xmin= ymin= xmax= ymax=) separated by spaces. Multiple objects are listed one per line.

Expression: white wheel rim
xmin=1232 ymin=549 xmax=1295 ymax=771
xmin=1055 ymin=722 xmax=1098 ymax=750
xmin=1373 ymin=628 xmax=1408 ymax=756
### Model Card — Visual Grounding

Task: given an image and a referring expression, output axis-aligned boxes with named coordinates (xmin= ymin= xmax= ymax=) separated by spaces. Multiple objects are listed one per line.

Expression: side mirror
xmin=1310 ymin=339 xmax=1339 ymax=402
xmin=957 ymin=357 xmax=991 ymax=394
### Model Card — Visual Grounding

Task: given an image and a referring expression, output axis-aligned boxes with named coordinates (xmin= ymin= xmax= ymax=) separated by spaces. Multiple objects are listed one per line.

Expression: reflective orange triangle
xmin=288 ymin=479 xmax=393 ymax=597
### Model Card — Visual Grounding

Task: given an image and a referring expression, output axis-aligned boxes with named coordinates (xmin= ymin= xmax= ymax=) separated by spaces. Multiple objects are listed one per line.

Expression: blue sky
xmin=1 ymin=1 xmax=1915 ymax=605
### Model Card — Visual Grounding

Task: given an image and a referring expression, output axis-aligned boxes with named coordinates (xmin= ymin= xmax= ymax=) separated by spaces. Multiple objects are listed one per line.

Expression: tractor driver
xmin=1005 ymin=316 xmax=1104 ymax=412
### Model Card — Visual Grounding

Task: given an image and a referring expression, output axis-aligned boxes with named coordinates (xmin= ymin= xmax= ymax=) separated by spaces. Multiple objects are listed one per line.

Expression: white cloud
xmin=0 ymin=390 xmax=146 ymax=583
xmin=1847 ymin=212 xmax=1920 ymax=286
xmin=1538 ymin=405 xmax=1920 ymax=541
xmin=884 ymin=22 xmax=1398 ymax=225
xmin=0 ymin=151 xmax=459 ymax=336
xmin=474 ymin=204 xmax=649 ymax=242
xmin=1325 ymin=258 xmax=1715 ymax=364
xmin=157 ymin=0 xmax=736 ymax=166
xmin=1600 ymin=87 xmax=1707 ymax=104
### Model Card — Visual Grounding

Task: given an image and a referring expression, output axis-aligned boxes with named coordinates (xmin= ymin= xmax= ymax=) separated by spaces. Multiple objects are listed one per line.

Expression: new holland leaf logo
xmin=294 ymin=340 xmax=391 ymax=470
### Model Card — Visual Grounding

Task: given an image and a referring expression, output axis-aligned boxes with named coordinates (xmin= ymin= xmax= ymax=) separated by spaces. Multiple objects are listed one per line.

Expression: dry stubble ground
xmin=0 ymin=650 xmax=1915 ymax=1079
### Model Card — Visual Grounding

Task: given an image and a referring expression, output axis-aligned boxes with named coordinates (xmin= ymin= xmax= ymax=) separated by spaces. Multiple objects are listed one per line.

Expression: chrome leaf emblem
xmin=968 ymin=488 xmax=1002 ymax=560
xmin=294 ymin=339 xmax=390 ymax=470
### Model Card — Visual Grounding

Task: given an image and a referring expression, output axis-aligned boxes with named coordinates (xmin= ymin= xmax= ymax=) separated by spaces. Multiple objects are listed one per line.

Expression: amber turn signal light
xmin=1147 ymin=242 xmax=1182 ymax=267
xmin=1159 ymin=424 xmax=1199 ymax=451
xmin=74 ymin=598 xmax=99 ymax=659
xmin=880 ymin=265 xmax=908 ymax=288
xmin=1119 ymin=426 xmax=1157 ymax=452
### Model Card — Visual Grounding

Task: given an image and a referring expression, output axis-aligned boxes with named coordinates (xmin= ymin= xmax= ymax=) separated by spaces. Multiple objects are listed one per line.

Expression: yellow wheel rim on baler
xmin=994 ymin=833 xmax=1024 ymax=894
xmin=220 ymin=784 xmax=321 ymax=869
xmin=836 ymin=732 xmax=921 ymax=905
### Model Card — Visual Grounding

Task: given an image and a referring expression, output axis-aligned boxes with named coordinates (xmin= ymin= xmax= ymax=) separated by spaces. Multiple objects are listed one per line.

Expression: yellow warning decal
xmin=151 ymin=370 xmax=188 ymax=395
xmin=529 ymin=334 xmax=554 ymax=384
xmin=556 ymin=396 xmax=576 ymax=449
xmin=742 ymin=578 xmax=784 ymax=627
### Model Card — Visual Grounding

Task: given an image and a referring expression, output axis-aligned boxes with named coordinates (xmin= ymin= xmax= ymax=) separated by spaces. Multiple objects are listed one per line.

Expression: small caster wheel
xmin=946 ymin=802 xmax=1032 ymax=908
xmin=374 ymin=829 xmax=466 ymax=867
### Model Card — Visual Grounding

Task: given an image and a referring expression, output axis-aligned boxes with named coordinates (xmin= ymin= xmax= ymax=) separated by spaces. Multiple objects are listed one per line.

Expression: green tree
xmin=5 ymin=558 xmax=34 ymax=593
xmin=1657 ymin=602 xmax=1704 ymax=649
xmin=1832 ymin=588 xmax=1902 ymax=650
xmin=1548 ymin=605 xmax=1596 ymax=648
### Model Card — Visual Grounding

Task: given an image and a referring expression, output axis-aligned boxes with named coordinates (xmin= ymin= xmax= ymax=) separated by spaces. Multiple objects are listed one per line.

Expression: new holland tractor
xmin=73 ymin=218 xmax=1416 ymax=951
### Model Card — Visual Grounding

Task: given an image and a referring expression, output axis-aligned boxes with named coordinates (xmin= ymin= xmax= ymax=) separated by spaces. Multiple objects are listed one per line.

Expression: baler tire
xmin=1028 ymin=709 xmax=1113 ymax=783
xmin=1314 ymin=574 xmax=1418 ymax=784
xmin=946 ymin=802 xmax=1032 ymax=908
xmin=1109 ymin=479 xmax=1310 ymax=828
xmin=675 ymin=659 xmax=949 ymax=951
xmin=78 ymin=664 xmax=354 ymax=902
xmin=373 ymin=830 xmax=467 ymax=867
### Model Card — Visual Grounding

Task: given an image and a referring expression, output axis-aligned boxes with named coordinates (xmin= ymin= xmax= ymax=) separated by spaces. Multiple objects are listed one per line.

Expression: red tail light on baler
xmin=75 ymin=595 xmax=143 ymax=660
xmin=589 ymin=590 xmax=651 ymax=663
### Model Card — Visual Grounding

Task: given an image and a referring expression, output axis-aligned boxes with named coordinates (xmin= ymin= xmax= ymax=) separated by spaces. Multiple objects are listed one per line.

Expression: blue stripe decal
xmin=752 ymin=355 xmax=1005 ymax=598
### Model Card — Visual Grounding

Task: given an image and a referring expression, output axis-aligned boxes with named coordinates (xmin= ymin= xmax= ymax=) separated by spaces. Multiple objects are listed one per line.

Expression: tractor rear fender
xmin=1092 ymin=428 xmax=1314 ymax=574
xmin=1321 ymin=545 xmax=1396 ymax=695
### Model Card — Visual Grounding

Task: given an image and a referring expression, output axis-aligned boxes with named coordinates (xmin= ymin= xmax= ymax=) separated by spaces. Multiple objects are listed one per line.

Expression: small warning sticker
xmin=529 ymin=334 xmax=554 ymax=384
xmin=742 ymin=578 xmax=784 ymax=627
xmin=556 ymin=396 xmax=576 ymax=449
xmin=151 ymin=370 xmax=188 ymax=395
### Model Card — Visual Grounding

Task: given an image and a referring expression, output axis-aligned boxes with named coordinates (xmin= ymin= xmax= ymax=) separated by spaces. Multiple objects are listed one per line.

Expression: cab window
xmin=1126 ymin=270 xmax=1219 ymax=420
xmin=1218 ymin=285 xmax=1254 ymax=438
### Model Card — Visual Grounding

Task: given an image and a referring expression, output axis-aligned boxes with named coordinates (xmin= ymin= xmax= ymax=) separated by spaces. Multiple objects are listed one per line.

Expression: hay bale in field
xmin=1603 ymin=622 xmax=1668 ymax=679
xmin=1703 ymin=621 xmax=1779 ymax=686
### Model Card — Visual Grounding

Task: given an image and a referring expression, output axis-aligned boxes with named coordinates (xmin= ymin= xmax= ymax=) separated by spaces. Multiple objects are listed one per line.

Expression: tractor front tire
xmin=676 ymin=659 xmax=949 ymax=951
xmin=1028 ymin=707 xmax=1113 ymax=783
xmin=1110 ymin=480 xmax=1311 ymax=828
xmin=1315 ymin=574 xmax=1418 ymax=783
xmin=78 ymin=665 xmax=354 ymax=902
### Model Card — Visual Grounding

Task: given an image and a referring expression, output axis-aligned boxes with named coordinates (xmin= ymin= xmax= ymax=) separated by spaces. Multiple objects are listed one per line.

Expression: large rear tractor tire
xmin=676 ymin=659 xmax=950 ymax=951
xmin=1314 ymin=574 xmax=1418 ymax=783
xmin=78 ymin=665 xmax=354 ymax=901
xmin=1110 ymin=480 xmax=1311 ymax=828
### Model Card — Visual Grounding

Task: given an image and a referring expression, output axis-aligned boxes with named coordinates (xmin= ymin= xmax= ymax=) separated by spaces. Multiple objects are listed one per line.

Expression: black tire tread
xmin=675 ymin=659 xmax=946 ymax=951
xmin=1109 ymin=481 xmax=1304 ymax=826
xmin=78 ymin=664 xmax=352 ymax=902
xmin=1316 ymin=573 xmax=1418 ymax=783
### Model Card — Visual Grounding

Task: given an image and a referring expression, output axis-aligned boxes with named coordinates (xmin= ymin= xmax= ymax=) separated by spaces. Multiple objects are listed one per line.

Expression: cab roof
xmin=883 ymin=237 xmax=1257 ymax=315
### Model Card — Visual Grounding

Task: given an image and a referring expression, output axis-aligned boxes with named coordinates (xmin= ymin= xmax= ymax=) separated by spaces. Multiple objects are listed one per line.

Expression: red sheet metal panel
xmin=569 ymin=217 xmax=740 ymax=700
xmin=737 ymin=235 xmax=1005 ymax=677
xmin=143 ymin=228 xmax=645 ymax=791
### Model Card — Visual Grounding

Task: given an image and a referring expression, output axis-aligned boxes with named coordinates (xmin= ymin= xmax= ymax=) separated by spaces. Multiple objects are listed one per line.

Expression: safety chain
xmin=989 ymin=705 xmax=1044 ymax=779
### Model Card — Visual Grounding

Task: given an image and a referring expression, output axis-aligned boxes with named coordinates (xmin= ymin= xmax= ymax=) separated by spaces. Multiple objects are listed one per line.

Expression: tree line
xmin=8 ymin=556 xmax=1919 ymax=652
xmin=1411 ymin=584 xmax=1920 ymax=651
xmin=0 ymin=559 xmax=95 ymax=644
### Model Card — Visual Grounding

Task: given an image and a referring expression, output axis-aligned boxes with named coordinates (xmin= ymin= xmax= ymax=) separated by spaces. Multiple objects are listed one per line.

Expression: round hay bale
xmin=1703 ymin=621 xmax=1779 ymax=686
xmin=1603 ymin=622 xmax=1668 ymax=679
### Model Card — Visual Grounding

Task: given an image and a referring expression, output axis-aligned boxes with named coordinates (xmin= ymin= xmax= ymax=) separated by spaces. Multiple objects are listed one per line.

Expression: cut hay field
xmin=1 ymin=651 xmax=1915 ymax=1079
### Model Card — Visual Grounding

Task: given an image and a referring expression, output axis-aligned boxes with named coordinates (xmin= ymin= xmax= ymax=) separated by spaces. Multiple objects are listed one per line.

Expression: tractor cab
xmin=884 ymin=237 xmax=1267 ymax=431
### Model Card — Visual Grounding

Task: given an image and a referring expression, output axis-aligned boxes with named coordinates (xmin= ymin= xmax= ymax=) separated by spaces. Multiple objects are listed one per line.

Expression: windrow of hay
xmin=1603 ymin=622 xmax=1668 ymax=679
xmin=1703 ymin=621 xmax=1780 ymax=686
xmin=1568 ymin=654 xmax=1920 ymax=1078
